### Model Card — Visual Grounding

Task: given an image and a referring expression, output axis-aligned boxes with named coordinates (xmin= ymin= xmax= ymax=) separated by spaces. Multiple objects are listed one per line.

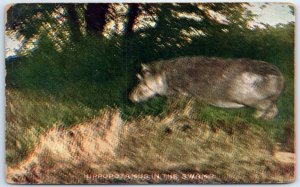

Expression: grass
xmin=6 ymin=73 xmax=294 ymax=166
xmin=5 ymin=55 xmax=294 ymax=184
xmin=5 ymin=80 xmax=166 ymax=165
xmin=5 ymin=53 xmax=294 ymax=166
xmin=5 ymin=88 xmax=97 ymax=165
xmin=6 ymin=108 xmax=295 ymax=184
xmin=5 ymin=27 xmax=295 ymax=183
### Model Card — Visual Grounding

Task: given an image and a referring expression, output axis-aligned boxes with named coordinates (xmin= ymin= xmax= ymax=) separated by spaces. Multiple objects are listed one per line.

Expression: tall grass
xmin=6 ymin=109 xmax=294 ymax=184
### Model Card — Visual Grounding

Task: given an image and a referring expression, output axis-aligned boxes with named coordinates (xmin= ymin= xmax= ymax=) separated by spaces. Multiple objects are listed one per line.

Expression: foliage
xmin=6 ymin=3 xmax=253 ymax=53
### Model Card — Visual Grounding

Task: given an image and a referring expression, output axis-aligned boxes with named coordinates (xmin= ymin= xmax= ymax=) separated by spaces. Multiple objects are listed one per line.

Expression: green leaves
xmin=7 ymin=4 xmax=58 ymax=38
xmin=6 ymin=3 xmax=258 ymax=55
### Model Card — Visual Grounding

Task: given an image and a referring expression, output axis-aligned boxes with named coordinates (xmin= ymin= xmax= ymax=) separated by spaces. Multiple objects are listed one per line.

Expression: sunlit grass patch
xmin=5 ymin=89 xmax=97 ymax=165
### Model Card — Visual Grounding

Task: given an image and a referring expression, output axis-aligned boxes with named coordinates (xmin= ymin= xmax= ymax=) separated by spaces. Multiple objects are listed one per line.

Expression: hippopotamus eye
xmin=141 ymin=64 xmax=151 ymax=76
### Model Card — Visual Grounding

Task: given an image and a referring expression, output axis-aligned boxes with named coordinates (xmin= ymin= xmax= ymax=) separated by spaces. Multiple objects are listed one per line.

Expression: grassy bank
xmin=6 ymin=68 xmax=294 ymax=165
xmin=6 ymin=108 xmax=294 ymax=184
xmin=5 ymin=24 xmax=294 ymax=166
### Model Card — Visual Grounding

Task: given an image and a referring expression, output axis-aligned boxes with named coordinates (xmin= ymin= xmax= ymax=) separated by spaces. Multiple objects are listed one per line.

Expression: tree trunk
xmin=124 ymin=3 xmax=140 ymax=36
xmin=84 ymin=3 xmax=109 ymax=36
xmin=65 ymin=4 xmax=81 ymax=42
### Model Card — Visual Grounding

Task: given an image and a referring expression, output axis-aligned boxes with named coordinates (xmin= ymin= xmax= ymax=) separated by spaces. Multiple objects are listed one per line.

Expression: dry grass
xmin=5 ymin=89 xmax=97 ymax=165
xmin=6 ymin=108 xmax=295 ymax=184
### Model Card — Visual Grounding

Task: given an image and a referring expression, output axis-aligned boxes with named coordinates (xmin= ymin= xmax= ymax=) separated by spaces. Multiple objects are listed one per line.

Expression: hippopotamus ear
xmin=141 ymin=64 xmax=151 ymax=76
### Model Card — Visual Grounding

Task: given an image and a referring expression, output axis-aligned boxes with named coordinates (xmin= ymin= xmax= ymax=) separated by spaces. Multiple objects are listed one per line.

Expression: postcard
xmin=5 ymin=2 xmax=295 ymax=184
